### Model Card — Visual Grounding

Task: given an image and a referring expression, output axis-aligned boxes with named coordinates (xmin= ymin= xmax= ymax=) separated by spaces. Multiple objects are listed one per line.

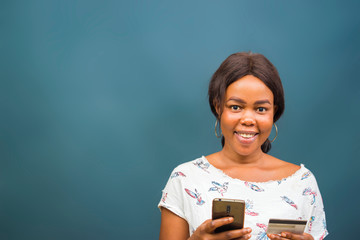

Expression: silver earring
xmin=270 ymin=123 xmax=278 ymax=143
xmin=214 ymin=119 xmax=222 ymax=138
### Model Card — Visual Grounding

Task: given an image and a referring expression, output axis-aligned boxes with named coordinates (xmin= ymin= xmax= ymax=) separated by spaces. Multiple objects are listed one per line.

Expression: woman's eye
xmin=257 ymin=107 xmax=266 ymax=113
xmin=231 ymin=105 xmax=241 ymax=111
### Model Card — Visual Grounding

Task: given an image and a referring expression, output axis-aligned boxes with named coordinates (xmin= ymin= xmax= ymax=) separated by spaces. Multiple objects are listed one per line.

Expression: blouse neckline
xmin=200 ymin=155 xmax=305 ymax=185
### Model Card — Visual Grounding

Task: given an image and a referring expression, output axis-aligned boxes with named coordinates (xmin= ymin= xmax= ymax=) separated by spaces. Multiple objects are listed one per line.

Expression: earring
xmin=214 ymin=119 xmax=222 ymax=138
xmin=270 ymin=123 xmax=278 ymax=143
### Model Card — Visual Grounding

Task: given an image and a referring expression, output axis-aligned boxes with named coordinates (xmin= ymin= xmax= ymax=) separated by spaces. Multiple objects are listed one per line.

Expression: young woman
xmin=159 ymin=52 xmax=328 ymax=240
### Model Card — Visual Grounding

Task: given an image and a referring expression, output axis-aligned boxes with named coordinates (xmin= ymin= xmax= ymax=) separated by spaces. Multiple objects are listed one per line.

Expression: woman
xmin=159 ymin=52 xmax=328 ymax=240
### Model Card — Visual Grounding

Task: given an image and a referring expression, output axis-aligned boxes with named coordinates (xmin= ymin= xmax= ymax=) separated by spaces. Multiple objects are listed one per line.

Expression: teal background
xmin=1 ymin=1 xmax=359 ymax=239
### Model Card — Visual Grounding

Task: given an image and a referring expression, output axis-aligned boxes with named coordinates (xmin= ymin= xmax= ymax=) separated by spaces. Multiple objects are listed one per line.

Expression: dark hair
xmin=208 ymin=52 xmax=285 ymax=153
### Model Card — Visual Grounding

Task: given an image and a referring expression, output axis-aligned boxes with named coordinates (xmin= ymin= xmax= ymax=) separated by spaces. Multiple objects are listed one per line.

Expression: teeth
xmin=238 ymin=133 xmax=255 ymax=138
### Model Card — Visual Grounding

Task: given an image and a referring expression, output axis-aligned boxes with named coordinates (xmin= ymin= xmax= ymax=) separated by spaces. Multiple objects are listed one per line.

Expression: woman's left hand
xmin=267 ymin=232 xmax=314 ymax=240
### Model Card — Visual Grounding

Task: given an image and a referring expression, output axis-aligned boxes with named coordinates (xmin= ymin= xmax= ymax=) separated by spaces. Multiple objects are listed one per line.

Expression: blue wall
xmin=1 ymin=1 xmax=359 ymax=239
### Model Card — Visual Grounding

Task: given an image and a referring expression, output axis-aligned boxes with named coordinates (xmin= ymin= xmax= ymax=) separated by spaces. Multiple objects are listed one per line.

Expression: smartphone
xmin=212 ymin=198 xmax=245 ymax=233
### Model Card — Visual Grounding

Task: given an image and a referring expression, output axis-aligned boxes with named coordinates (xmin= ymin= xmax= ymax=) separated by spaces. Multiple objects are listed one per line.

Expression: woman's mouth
xmin=234 ymin=131 xmax=258 ymax=144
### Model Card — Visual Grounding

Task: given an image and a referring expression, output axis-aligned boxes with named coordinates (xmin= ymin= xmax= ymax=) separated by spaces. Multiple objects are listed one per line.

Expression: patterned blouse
xmin=158 ymin=156 xmax=328 ymax=240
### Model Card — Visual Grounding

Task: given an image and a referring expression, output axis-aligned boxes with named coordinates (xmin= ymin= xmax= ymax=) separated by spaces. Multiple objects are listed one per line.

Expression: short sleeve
xmin=304 ymin=173 xmax=329 ymax=239
xmin=158 ymin=168 xmax=187 ymax=220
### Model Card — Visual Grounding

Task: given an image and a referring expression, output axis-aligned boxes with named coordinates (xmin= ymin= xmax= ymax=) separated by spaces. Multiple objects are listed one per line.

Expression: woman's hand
xmin=267 ymin=232 xmax=314 ymax=240
xmin=189 ymin=217 xmax=252 ymax=240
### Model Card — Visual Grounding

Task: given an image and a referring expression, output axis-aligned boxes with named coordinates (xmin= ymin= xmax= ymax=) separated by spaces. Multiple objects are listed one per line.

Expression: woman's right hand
xmin=189 ymin=217 xmax=252 ymax=240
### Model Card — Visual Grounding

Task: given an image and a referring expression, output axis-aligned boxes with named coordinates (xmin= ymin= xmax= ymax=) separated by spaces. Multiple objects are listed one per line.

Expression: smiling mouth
xmin=234 ymin=132 xmax=258 ymax=139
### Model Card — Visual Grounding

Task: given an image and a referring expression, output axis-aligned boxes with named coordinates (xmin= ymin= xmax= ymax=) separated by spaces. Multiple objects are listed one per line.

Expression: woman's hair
xmin=208 ymin=52 xmax=285 ymax=153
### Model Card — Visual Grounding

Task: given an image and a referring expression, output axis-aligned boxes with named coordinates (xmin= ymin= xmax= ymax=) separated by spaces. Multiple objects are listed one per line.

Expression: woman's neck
xmin=218 ymin=146 xmax=267 ymax=168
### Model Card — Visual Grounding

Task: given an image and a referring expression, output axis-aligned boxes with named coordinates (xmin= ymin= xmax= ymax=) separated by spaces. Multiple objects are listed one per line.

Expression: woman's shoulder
xmin=170 ymin=156 xmax=209 ymax=173
xmin=267 ymin=156 xmax=319 ymax=183
xmin=277 ymin=158 xmax=300 ymax=173
xmin=164 ymin=156 xmax=214 ymax=185
xmin=265 ymin=155 xmax=303 ymax=180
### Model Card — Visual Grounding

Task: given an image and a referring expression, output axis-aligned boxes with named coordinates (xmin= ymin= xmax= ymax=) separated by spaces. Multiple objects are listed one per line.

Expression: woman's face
xmin=219 ymin=75 xmax=275 ymax=157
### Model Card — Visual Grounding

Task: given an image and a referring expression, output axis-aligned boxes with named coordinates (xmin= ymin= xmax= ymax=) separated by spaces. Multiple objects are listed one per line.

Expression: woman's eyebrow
xmin=227 ymin=97 xmax=271 ymax=105
xmin=227 ymin=97 xmax=246 ymax=103
xmin=254 ymin=100 xmax=271 ymax=105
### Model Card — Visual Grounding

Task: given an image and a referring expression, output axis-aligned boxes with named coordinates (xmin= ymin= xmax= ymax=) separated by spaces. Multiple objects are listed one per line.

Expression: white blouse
xmin=159 ymin=156 xmax=328 ymax=240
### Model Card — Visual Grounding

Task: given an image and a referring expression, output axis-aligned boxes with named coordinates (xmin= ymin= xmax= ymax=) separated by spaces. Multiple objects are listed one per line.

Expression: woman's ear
xmin=214 ymin=100 xmax=221 ymax=118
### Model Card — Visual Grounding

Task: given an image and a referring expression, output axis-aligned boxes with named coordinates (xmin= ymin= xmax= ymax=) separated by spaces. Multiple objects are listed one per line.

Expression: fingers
xmin=204 ymin=217 xmax=234 ymax=233
xmin=215 ymin=228 xmax=252 ymax=240
xmin=267 ymin=232 xmax=313 ymax=240
xmin=194 ymin=218 xmax=252 ymax=240
xmin=267 ymin=233 xmax=285 ymax=240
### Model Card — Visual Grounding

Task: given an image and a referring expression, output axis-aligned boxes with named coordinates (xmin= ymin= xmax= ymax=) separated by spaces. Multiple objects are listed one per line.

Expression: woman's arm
xmin=160 ymin=207 xmax=190 ymax=240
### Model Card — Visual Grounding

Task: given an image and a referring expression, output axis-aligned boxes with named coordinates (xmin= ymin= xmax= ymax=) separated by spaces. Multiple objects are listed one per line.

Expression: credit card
xmin=266 ymin=218 xmax=307 ymax=235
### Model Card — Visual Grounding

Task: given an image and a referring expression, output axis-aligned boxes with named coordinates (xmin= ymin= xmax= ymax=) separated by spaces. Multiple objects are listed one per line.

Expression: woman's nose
xmin=240 ymin=117 xmax=255 ymax=126
xmin=240 ymin=111 xmax=255 ymax=126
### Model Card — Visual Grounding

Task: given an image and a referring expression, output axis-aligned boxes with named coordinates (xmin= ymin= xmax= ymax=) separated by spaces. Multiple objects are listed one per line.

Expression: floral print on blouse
xmin=159 ymin=156 xmax=328 ymax=240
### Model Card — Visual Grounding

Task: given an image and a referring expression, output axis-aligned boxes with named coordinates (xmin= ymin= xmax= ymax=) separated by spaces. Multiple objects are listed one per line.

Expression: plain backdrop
xmin=0 ymin=1 xmax=359 ymax=239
